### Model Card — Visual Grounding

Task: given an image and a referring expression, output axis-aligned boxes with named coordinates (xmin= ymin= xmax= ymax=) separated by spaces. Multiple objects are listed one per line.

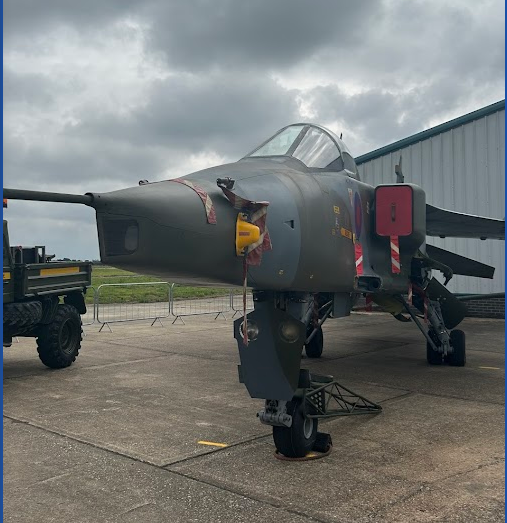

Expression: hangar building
xmin=355 ymin=100 xmax=505 ymax=303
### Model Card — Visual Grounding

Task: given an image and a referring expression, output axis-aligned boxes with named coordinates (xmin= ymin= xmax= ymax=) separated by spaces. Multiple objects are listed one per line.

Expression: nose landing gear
xmin=259 ymin=374 xmax=382 ymax=458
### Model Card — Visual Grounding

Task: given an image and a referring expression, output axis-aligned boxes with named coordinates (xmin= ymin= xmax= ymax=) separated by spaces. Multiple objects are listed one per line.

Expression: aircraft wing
xmin=425 ymin=244 xmax=495 ymax=279
xmin=426 ymin=204 xmax=505 ymax=240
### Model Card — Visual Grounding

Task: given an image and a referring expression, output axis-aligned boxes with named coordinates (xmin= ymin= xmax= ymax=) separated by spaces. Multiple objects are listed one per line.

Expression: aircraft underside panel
xmin=235 ymin=303 xmax=305 ymax=400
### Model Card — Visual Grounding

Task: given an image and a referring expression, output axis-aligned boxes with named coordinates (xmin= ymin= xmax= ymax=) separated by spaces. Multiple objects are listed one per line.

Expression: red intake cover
xmin=375 ymin=185 xmax=413 ymax=237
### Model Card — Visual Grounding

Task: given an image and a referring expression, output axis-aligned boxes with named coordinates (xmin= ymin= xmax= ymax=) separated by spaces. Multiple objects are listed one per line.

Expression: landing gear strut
xmin=401 ymin=292 xmax=467 ymax=367
xmin=304 ymin=296 xmax=332 ymax=359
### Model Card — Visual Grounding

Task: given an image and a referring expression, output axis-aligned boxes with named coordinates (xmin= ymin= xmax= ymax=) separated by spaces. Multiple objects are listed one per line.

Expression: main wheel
xmin=305 ymin=327 xmax=323 ymax=358
xmin=272 ymin=397 xmax=317 ymax=458
xmin=36 ymin=304 xmax=82 ymax=369
xmin=426 ymin=330 xmax=442 ymax=365
xmin=447 ymin=329 xmax=466 ymax=367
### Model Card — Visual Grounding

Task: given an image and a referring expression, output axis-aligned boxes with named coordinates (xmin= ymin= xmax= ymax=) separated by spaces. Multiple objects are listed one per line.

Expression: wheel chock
xmin=274 ymin=432 xmax=333 ymax=461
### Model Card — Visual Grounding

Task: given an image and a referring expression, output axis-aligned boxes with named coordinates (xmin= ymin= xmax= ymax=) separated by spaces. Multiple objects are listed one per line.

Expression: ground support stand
xmin=264 ymin=373 xmax=382 ymax=460
xmin=303 ymin=374 xmax=383 ymax=420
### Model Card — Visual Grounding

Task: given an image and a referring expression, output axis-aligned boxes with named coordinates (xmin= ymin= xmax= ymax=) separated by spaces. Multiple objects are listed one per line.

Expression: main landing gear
xmin=426 ymin=328 xmax=466 ymax=366
xmin=401 ymin=288 xmax=467 ymax=367
xmin=304 ymin=294 xmax=333 ymax=359
xmin=259 ymin=373 xmax=382 ymax=458
xmin=305 ymin=326 xmax=324 ymax=358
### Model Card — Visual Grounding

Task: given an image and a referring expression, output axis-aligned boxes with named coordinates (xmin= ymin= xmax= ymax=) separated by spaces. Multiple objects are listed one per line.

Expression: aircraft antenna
xmin=394 ymin=155 xmax=404 ymax=183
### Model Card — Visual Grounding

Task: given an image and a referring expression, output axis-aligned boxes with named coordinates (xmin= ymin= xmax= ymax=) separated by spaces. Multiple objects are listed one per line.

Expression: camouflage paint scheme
xmin=4 ymin=123 xmax=504 ymax=455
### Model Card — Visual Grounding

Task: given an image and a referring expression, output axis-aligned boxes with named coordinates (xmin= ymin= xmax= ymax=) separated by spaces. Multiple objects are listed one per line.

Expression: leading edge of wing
xmin=425 ymin=244 xmax=495 ymax=279
xmin=426 ymin=204 xmax=505 ymax=240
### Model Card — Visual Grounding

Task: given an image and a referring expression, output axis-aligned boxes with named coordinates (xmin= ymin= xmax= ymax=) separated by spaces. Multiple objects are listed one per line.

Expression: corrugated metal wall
xmin=357 ymin=108 xmax=505 ymax=294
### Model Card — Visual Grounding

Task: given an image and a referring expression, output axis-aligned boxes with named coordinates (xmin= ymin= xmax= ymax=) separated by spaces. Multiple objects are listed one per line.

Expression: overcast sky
xmin=3 ymin=0 xmax=505 ymax=260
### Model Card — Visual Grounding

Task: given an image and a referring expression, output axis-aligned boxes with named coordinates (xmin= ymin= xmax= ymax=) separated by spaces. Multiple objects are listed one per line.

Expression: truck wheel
xmin=3 ymin=301 xmax=43 ymax=330
xmin=36 ymin=304 xmax=82 ymax=369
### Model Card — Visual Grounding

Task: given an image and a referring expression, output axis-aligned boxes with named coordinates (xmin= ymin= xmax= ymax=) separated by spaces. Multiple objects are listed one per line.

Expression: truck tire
xmin=3 ymin=301 xmax=43 ymax=331
xmin=36 ymin=304 xmax=82 ymax=369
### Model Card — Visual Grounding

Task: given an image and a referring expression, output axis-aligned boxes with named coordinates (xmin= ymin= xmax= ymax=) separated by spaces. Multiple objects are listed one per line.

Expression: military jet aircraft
xmin=4 ymin=123 xmax=504 ymax=458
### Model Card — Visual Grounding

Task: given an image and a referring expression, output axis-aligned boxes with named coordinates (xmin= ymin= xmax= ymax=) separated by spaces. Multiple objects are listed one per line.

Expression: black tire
xmin=305 ymin=327 xmax=323 ymax=358
xmin=36 ymin=304 xmax=82 ymax=369
xmin=447 ymin=329 xmax=466 ymax=367
xmin=3 ymin=301 xmax=43 ymax=330
xmin=426 ymin=329 xmax=442 ymax=365
xmin=426 ymin=342 xmax=443 ymax=365
xmin=273 ymin=398 xmax=317 ymax=458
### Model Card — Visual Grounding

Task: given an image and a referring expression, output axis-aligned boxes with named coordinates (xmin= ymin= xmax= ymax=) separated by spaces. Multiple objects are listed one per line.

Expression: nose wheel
xmin=272 ymin=398 xmax=317 ymax=458
xmin=262 ymin=375 xmax=382 ymax=458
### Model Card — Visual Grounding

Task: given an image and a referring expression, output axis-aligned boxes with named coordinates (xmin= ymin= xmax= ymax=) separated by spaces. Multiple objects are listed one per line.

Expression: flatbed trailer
xmin=3 ymin=220 xmax=92 ymax=368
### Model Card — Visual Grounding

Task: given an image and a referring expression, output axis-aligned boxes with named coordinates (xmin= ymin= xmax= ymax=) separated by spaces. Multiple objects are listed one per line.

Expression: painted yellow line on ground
xmin=197 ymin=441 xmax=228 ymax=448
xmin=478 ymin=366 xmax=501 ymax=370
xmin=40 ymin=266 xmax=80 ymax=276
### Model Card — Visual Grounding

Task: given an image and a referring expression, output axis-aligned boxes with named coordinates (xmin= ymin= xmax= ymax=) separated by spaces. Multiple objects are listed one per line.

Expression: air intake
xmin=102 ymin=219 xmax=139 ymax=256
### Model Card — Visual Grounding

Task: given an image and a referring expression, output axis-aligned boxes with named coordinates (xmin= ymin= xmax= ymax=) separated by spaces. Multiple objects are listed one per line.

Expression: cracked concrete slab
xmin=4 ymin=314 xmax=505 ymax=522
xmin=4 ymin=419 xmax=313 ymax=523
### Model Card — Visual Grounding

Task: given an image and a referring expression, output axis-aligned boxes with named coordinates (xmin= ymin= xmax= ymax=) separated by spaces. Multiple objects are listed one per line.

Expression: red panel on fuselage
xmin=375 ymin=185 xmax=413 ymax=237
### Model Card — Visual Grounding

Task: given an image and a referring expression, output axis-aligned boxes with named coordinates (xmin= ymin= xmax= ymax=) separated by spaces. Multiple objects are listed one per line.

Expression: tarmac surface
xmin=3 ymin=313 xmax=505 ymax=522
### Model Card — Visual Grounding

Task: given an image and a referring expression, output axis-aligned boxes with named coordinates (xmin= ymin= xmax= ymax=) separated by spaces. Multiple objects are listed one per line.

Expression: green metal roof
xmin=355 ymin=99 xmax=505 ymax=165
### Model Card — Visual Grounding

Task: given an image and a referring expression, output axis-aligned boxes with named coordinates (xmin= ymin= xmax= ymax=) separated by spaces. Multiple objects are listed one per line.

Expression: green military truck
xmin=3 ymin=220 xmax=92 ymax=368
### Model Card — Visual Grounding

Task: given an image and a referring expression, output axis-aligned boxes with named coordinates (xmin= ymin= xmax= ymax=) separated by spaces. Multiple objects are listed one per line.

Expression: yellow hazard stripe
xmin=40 ymin=266 xmax=80 ymax=276
xmin=3 ymin=272 xmax=11 ymax=280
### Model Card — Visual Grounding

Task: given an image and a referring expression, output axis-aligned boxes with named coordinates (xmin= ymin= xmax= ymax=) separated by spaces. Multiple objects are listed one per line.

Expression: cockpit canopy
xmin=244 ymin=123 xmax=358 ymax=177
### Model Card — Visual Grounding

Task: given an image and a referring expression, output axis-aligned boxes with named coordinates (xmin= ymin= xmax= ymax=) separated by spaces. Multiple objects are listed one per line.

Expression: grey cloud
xmin=145 ymin=0 xmax=381 ymax=71
xmin=3 ymin=0 xmax=140 ymax=43
xmin=4 ymin=72 xmax=299 ymax=193
xmin=306 ymin=74 xmax=504 ymax=156
xmin=66 ymin=73 xmax=300 ymax=160
xmin=4 ymin=1 xmax=381 ymax=71
xmin=3 ymin=68 xmax=56 ymax=106
xmin=294 ymin=0 xmax=504 ymax=90
xmin=3 ymin=132 xmax=172 ymax=191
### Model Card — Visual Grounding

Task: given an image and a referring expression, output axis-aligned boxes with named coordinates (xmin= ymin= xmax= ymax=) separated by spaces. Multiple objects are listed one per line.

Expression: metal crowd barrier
xmin=81 ymin=286 xmax=97 ymax=326
xmin=170 ymin=284 xmax=231 ymax=324
xmin=230 ymin=290 xmax=254 ymax=318
xmin=96 ymin=282 xmax=171 ymax=332
xmin=82 ymin=282 xmax=256 ymax=332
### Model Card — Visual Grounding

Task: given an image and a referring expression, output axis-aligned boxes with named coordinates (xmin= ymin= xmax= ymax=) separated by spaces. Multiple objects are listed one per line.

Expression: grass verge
xmin=86 ymin=266 xmax=232 ymax=304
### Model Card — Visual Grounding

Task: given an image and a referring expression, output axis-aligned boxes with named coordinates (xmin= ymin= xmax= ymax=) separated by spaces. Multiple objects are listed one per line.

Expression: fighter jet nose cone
xmin=95 ymin=180 xmax=244 ymax=285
